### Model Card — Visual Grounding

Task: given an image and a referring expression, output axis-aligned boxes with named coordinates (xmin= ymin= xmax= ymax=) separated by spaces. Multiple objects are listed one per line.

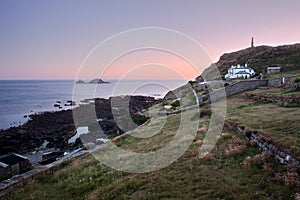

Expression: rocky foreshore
xmin=0 ymin=95 xmax=160 ymax=155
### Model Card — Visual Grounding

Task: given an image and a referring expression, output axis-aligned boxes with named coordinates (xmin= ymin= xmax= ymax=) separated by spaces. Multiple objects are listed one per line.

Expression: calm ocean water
xmin=0 ymin=79 xmax=187 ymax=130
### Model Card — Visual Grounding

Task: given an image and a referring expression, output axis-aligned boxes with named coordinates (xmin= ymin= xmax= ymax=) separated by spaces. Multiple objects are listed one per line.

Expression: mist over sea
xmin=0 ymin=79 xmax=187 ymax=130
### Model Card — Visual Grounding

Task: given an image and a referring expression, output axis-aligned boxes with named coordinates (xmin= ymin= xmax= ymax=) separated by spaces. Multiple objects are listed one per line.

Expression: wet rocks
xmin=0 ymin=95 xmax=160 ymax=155
xmin=54 ymin=100 xmax=76 ymax=109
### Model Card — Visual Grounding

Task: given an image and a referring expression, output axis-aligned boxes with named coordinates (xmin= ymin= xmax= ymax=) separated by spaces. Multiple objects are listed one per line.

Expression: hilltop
xmin=202 ymin=43 xmax=300 ymax=79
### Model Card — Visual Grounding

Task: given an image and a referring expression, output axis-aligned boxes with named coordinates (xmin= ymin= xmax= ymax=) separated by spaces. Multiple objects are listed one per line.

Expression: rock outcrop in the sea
xmin=89 ymin=78 xmax=109 ymax=84
xmin=202 ymin=43 xmax=300 ymax=79
xmin=75 ymin=79 xmax=85 ymax=84
xmin=75 ymin=79 xmax=110 ymax=84
xmin=0 ymin=96 xmax=160 ymax=155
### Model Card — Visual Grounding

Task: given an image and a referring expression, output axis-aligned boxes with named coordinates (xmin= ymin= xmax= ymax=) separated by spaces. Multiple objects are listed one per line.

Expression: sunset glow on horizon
xmin=0 ymin=0 xmax=300 ymax=80
xmin=82 ymin=49 xmax=207 ymax=81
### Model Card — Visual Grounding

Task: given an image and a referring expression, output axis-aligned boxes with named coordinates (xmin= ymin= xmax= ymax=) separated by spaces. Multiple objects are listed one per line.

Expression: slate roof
xmin=267 ymin=67 xmax=281 ymax=70
xmin=231 ymin=66 xmax=254 ymax=70
xmin=0 ymin=154 xmax=28 ymax=166
xmin=235 ymin=71 xmax=251 ymax=74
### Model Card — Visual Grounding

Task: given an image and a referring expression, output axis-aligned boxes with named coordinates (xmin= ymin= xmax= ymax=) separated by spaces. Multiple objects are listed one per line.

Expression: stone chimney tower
xmin=251 ymin=37 xmax=254 ymax=48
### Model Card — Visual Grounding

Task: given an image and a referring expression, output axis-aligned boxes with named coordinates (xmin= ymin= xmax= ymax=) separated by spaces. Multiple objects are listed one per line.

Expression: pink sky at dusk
xmin=76 ymin=52 xmax=203 ymax=81
xmin=101 ymin=50 xmax=199 ymax=80
xmin=0 ymin=0 xmax=300 ymax=80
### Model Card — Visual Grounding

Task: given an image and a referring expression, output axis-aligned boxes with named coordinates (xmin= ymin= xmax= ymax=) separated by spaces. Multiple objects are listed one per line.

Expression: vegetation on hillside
xmin=3 ymin=92 xmax=300 ymax=199
xmin=227 ymin=89 xmax=300 ymax=160
xmin=202 ymin=43 xmax=300 ymax=79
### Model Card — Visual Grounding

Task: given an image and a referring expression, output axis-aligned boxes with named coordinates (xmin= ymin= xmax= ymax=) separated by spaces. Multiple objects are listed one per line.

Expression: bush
xmin=0 ymin=175 xmax=10 ymax=182
xmin=293 ymin=77 xmax=300 ymax=83
xmin=188 ymin=80 xmax=195 ymax=85
xmin=200 ymin=109 xmax=212 ymax=117
xmin=171 ymin=100 xmax=180 ymax=107
xmin=132 ymin=116 xmax=150 ymax=125
xmin=293 ymin=77 xmax=300 ymax=90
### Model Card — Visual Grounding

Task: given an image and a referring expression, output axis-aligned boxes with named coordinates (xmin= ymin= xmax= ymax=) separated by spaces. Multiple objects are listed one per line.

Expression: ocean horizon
xmin=0 ymin=79 xmax=187 ymax=130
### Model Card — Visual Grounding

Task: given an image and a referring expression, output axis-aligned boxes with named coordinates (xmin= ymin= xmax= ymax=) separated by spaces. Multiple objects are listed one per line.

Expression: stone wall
xmin=202 ymin=75 xmax=300 ymax=104
xmin=244 ymin=93 xmax=300 ymax=104
xmin=224 ymin=80 xmax=268 ymax=97
xmin=202 ymin=80 xmax=268 ymax=103
xmin=226 ymin=120 xmax=299 ymax=166
xmin=268 ymin=74 xmax=300 ymax=87
xmin=267 ymin=77 xmax=282 ymax=87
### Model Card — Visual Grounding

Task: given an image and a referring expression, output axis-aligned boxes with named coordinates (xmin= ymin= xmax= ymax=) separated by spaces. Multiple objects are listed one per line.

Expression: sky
xmin=0 ymin=0 xmax=300 ymax=80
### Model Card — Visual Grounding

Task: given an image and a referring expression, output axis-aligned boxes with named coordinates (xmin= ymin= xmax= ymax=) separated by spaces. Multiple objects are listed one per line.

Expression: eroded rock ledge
xmin=0 ymin=96 xmax=160 ymax=155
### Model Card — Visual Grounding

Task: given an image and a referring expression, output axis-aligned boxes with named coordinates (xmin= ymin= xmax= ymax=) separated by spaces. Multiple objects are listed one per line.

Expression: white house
xmin=225 ymin=64 xmax=255 ymax=79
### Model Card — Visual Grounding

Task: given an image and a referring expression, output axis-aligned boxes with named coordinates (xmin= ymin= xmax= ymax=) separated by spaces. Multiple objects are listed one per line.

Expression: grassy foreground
xmin=2 ymin=102 xmax=300 ymax=199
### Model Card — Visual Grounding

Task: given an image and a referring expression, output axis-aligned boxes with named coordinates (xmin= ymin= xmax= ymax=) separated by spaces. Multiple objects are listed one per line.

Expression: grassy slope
xmin=3 ymin=102 xmax=300 ymax=199
xmin=227 ymin=88 xmax=300 ymax=159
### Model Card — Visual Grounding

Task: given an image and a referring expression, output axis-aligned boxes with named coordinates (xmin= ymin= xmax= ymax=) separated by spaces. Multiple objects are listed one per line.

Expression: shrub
xmin=0 ymin=175 xmax=10 ymax=182
xmin=132 ymin=116 xmax=150 ymax=125
xmin=293 ymin=77 xmax=300 ymax=83
xmin=171 ymin=100 xmax=180 ymax=107
xmin=200 ymin=109 xmax=212 ymax=117
xmin=188 ymin=80 xmax=195 ymax=85
xmin=293 ymin=77 xmax=300 ymax=90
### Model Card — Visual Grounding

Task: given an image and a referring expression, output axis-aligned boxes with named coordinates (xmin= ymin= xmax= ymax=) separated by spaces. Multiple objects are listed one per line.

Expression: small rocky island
xmin=75 ymin=78 xmax=110 ymax=84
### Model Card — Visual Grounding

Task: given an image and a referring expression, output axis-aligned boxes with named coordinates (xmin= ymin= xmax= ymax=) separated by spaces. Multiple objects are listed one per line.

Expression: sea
xmin=0 ymin=79 xmax=187 ymax=130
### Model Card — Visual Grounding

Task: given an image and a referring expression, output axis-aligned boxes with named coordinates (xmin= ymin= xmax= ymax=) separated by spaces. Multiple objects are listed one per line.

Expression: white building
xmin=225 ymin=64 xmax=255 ymax=79
xmin=266 ymin=66 xmax=281 ymax=74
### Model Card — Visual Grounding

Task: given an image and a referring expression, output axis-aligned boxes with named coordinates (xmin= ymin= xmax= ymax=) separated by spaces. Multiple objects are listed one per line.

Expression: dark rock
xmin=89 ymin=78 xmax=110 ymax=84
xmin=0 ymin=95 xmax=161 ymax=155
xmin=75 ymin=79 xmax=85 ymax=84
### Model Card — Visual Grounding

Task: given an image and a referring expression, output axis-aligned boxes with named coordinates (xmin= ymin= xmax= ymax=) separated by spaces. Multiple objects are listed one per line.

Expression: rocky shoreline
xmin=0 ymin=95 xmax=160 ymax=156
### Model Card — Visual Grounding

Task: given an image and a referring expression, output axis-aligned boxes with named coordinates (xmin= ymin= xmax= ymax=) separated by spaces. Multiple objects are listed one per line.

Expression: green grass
xmin=5 ymin=133 xmax=298 ymax=199
xmin=3 ymin=109 xmax=300 ymax=199
xmin=236 ymin=101 xmax=269 ymax=109
xmin=282 ymin=89 xmax=300 ymax=95
xmin=2 ymin=89 xmax=300 ymax=199
xmin=280 ymin=102 xmax=300 ymax=108
xmin=227 ymin=91 xmax=300 ymax=160
xmin=246 ymin=87 xmax=300 ymax=98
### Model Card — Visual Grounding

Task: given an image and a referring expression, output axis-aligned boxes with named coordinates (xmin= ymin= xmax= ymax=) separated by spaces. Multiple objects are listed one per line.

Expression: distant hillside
xmin=202 ymin=43 xmax=300 ymax=79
